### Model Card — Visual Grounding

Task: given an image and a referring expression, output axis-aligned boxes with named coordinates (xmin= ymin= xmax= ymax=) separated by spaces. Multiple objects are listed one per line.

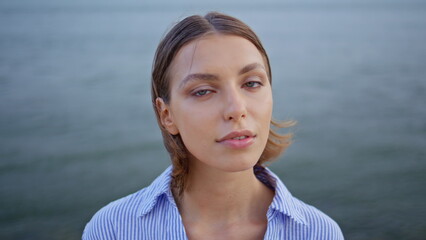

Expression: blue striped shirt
xmin=83 ymin=166 xmax=344 ymax=239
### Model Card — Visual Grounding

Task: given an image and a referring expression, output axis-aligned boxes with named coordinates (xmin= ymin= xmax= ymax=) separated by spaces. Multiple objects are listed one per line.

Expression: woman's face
xmin=158 ymin=34 xmax=273 ymax=172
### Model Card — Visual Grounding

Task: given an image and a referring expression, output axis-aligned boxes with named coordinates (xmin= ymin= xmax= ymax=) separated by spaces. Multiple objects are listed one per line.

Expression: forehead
xmin=168 ymin=34 xmax=266 ymax=86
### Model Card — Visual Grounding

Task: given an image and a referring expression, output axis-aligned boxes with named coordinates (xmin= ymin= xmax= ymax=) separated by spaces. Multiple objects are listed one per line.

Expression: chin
xmin=217 ymin=157 xmax=259 ymax=173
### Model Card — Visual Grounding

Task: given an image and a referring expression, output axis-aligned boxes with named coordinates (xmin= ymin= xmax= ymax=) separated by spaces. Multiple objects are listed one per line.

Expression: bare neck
xmin=175 ymin=162 xmax=274 ymax=226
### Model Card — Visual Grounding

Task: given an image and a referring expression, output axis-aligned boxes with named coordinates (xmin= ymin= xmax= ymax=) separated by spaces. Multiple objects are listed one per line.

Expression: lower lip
xmin=218 ymin=136 xmax=255 ymax=149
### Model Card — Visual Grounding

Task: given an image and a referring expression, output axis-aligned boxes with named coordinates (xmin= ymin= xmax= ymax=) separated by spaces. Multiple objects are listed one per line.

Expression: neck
xmin=175 ymin=161 xmax=274 ymax=225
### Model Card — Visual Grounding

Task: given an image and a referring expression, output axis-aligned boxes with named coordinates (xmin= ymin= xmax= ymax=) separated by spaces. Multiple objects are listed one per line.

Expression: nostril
xmin=228 ymin=114 xmax=245 ymax=121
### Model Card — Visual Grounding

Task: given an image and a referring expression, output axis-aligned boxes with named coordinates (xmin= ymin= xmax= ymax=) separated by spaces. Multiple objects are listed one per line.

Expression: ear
xmin=156 ymin=97 xmax=179 ymax=135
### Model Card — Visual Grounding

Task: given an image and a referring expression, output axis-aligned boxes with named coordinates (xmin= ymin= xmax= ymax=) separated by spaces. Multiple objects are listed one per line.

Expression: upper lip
xmin=216 ymin=130 xmax=256 ymax=142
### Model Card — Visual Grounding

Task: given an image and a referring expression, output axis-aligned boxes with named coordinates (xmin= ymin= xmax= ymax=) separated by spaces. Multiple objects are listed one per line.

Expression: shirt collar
xmin=137 ymin=165 xmax=308 ymax=226
xmin=137 ymin=166 xmax=174 ymax=217
xmin=263 ymin=167 xmax=308 ymax=226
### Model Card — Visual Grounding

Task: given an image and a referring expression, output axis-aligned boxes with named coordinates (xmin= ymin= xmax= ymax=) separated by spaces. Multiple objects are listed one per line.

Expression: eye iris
xmin=246 ymin=82 xmax=256 ymax=87
xmin=196 ymin=90 xmax=208 ymax=96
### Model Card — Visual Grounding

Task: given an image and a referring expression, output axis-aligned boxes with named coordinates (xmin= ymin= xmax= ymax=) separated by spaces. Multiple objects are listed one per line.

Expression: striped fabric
xmin=83 ymin=166 xmax=344 ymax=239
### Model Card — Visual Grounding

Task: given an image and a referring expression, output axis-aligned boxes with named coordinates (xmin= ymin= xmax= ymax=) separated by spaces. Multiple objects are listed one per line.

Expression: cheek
xmin=252 ymin=91 xmax=273 ymax=140
xmin=253 ymin=89 xmax=273 ymax=120
xmin=172 ymin=103 xmax=217 ymax=148
xmin=261 ymin=102 xmax=273 ymax=134
xmin=263 ymin=94 xmax=273 ymax=116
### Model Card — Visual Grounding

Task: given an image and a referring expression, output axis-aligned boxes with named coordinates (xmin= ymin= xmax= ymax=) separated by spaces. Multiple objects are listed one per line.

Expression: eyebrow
xmin=179 ymin=73 xmax=219 ymax=89
xmin=179 ymin=62 xmax=266 ymax=89
xmin=238 ymin=62 xmax=266 ymax=75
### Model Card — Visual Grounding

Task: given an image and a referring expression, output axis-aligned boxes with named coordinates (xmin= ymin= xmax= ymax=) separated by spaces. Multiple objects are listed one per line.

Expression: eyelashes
xmin=244 ymin=80 xmax=263 ymax=88
xmin=193 ymin=89 xmax=213 ymax=97
xmin=188 ymin=74 xmax=267 ymax=98
xmin=190 ymin=81 xmax=264 ymax=98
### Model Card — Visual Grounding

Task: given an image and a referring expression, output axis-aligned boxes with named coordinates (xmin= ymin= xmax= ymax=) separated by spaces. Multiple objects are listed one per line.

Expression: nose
xmin=223 ymin=89 xmax=247 ymax=121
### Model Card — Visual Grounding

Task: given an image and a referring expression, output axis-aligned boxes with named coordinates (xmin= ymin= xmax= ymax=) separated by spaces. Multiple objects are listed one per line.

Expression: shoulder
xmin=82 ymin=189 xmax=147 ymax=240
xmin=292 ymin=197 xmax=344 ymax=240
xmin=263 ymin=167 xmax=344 ymax=239
xmin=82 ymin=167 xmax=173 ymax=240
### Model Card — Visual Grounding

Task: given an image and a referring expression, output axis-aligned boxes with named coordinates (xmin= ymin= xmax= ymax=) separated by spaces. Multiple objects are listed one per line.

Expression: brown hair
xmin=151 ymin=12 xmax=294 ymax=196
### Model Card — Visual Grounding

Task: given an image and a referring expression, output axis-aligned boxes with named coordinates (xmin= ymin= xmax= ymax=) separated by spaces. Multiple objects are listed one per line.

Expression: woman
xmin=83 ymin=12 xmax=344 ymax=239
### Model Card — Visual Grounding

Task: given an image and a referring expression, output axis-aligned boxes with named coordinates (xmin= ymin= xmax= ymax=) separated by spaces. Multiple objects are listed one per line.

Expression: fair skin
xmin=157 ymin=34 xmax=274 ymax=239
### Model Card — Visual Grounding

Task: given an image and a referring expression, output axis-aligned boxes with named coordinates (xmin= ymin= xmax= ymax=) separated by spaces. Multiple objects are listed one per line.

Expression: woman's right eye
xmin=193 ymin=89 xmax=212 ymax=97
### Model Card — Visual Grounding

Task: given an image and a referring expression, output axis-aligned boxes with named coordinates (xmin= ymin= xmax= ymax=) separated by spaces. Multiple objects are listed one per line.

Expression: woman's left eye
xmin=244 ymin=81 xmax=262 ymax=88
xmin=193 ymin=89 xmax=212 ymax=96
